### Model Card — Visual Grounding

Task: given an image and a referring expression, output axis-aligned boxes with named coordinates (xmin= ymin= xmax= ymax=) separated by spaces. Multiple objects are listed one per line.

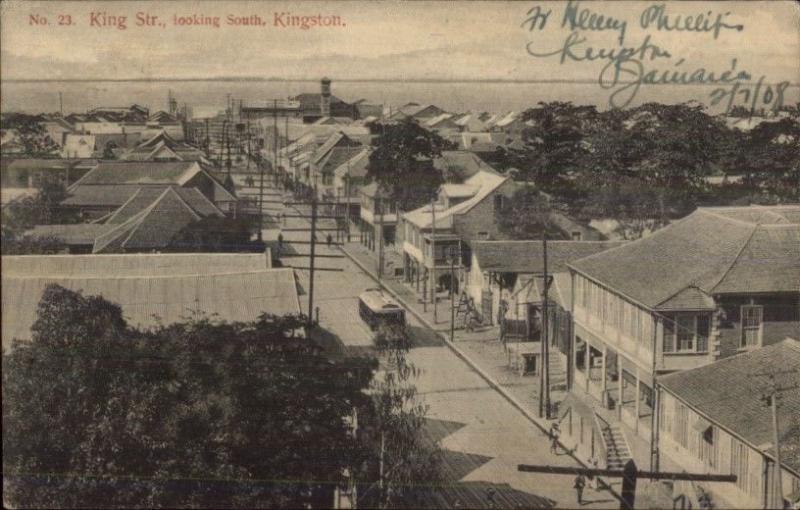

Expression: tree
xmin=357 ymin=324 xmax=442 ymax=509
xmin=1 ymin=175 xmax=78 ymax=254
xmin=506 ymin=102 xmax=601 ymax=195
xmin=739 ymin=117 xmax=800 ymax=201
xmin=496 ymin=185 xmax=569 ymax=240
xmin=3 ymin=285 xmax=379 ymax=508
xmin=366 ymin=119 xmax=456 ymax=210
xmin=1 ymin=113 xmax=59 ymax=155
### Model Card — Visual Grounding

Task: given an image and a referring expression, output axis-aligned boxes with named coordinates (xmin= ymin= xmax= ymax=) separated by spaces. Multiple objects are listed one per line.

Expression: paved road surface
xmin=268 ymin=187 xmax=619 ymax=509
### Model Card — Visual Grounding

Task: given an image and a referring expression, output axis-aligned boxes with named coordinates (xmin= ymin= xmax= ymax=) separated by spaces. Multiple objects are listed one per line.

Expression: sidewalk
xmin=341 ymin=242 xmax=679 ymax=508
xmin=341 ymin=245 xmax=597 ymax=456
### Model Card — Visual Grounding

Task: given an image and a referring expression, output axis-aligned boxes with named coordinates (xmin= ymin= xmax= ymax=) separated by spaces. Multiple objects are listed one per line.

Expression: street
xmin=266 ymin=185 xmax=620 ymax=509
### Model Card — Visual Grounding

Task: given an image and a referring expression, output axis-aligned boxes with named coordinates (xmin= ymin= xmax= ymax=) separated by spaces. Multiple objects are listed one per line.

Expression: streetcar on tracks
xmin=358 ymin=288 xmax=406 ymax=330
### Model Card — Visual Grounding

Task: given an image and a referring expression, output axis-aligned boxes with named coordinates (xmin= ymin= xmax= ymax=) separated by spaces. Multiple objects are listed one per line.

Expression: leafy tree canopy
xmin=3 ymin=285 xmax=379 ymax=509
xmin=366 ymin=119 xmax=456 ymax=210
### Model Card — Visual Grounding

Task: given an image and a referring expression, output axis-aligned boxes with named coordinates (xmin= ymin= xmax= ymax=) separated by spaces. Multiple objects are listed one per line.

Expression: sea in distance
xmin=2 ymin=79 xmax=799 ymax=117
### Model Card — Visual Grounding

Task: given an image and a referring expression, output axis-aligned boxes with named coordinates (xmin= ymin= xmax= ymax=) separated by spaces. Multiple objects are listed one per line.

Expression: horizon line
xmin=4 ymin=77 xmax=799 ymax=88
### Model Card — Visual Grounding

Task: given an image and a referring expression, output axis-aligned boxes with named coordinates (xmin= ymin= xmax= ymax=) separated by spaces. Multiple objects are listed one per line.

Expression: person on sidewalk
xmin=326 ymin=233 xmax=332 ymax=248
xmin=589 ymin=455 xmax=600 ymax=490
xmin=549 ymin=423 xmax=560 ymax=454
xmin=574 ymin=473 xmax=586 ymax=505
xmin=277 ymin=233 xmax=284 ymax=252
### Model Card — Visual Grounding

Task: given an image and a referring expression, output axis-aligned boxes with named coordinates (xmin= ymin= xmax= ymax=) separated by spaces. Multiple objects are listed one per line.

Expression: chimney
xmin=320 ymin=77 xmax=332 ymax=117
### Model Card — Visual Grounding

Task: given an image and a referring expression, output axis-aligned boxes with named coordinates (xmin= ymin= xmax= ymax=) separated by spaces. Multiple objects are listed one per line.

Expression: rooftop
xmin=72 ymin=161 xmax=201 ymax=187
xmin=403 ymin=170 xmax=509 ymax=229
xmin=473 ymin=240 xmax=625 ymax=274
xmin=2 ymin=268 xmax=300 ymax=349
xmin=660 ymin=339 xmax=800 ymax=473
xmin=569 ymin=206 xmax=800 ymax=310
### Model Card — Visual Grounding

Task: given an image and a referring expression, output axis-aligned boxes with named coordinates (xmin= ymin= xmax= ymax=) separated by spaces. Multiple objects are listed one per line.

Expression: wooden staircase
xmin=594 ymin=412 xmax=632 ymax=470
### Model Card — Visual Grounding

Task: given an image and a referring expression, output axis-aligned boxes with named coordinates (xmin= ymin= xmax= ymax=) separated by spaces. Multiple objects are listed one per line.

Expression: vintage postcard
xmin=2 ymin=1 xmax=799 ymax=509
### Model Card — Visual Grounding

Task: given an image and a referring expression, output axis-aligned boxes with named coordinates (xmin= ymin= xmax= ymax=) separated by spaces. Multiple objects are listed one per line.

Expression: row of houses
xmin=449 ymin=204 xmax=799 ymax=509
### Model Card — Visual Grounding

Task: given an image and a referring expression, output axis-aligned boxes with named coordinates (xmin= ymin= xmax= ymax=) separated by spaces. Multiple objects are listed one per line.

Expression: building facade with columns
xmin=567 ymin=206 xmax=800 ymax=450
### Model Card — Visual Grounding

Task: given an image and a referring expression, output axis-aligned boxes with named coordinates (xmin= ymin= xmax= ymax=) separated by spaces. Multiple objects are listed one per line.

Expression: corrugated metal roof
xmin=2 ymin=268 xmax=299 ymax=348
xmin=660 ymin=339 xmax=800 ymax=472
xmin=2 ymin=253 xmax=270 ymax=278
xmin=570 ymin=206 xmax=800 ymax=309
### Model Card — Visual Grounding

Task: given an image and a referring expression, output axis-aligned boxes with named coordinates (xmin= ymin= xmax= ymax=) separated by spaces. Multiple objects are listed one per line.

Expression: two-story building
xmin=359 ymin=182 xmax=399 ymax=253
xmin=658 ymin=339 xmax=800 ymax=509
xmin=333 ymin=147 xmax=370 ymax=231
xmin=398 ymin=169 xmax=516 ymax=300
xmin=567 ymin=205 xmax=800 ymax=456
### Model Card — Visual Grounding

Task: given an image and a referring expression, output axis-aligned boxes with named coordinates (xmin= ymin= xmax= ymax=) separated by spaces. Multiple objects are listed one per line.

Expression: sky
xmin=1 ymin=0 xmax=798 ymax=84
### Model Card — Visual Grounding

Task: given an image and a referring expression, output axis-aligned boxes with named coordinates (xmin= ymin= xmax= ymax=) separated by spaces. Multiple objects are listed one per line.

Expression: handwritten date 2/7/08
xmin=28 ymin=12 xmax=346 ymax=30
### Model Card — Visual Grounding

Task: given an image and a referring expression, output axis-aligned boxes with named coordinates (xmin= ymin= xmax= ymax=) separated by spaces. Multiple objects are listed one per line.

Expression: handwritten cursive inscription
xmin=521 ymin=2 xmax=787 ymax=114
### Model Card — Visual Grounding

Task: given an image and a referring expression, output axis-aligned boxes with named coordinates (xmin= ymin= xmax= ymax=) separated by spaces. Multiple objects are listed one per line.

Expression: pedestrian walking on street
xmin=277 ymin=233 xmax=283 ymax=251
xmin=549 ymin=423 xmax=560 ymax=455
xmin=326 ymin=233 xmax=332 ymax=247
xmin=589 ymin=456 xmax=600 ymax=490
xmin=574 ymin=473 xmax=586 ymax=505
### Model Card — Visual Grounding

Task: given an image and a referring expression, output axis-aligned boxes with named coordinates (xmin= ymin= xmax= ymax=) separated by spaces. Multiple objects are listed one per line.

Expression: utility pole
xmin=378 ymin=189 xmax=385 ymax=280
xmin=754 ymin=369 xmax=799 ymax=508
xmin=431 ymin=195 xmax=437 ymax=324
xmin=308 ymin=178 xmax=318 ymax=329
xmin=541 ymin=231 xmax=551 ymax=419
xmin=59 ymin=92 xmax=63 ymax=116
xmin=273 ymin=99 xmax=279 ymax=185
xmin=257 ymin=128 xmax=265 ymax=242
xmin=449 ymin=246 xmax=456 ymax=343
xmin=518 ymin=459 xmax=736 ymax=510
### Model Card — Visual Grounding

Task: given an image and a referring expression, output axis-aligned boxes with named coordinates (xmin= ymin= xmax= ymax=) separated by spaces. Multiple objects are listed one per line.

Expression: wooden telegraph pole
xmin=307 ymin=179 xmax=318 ymax=329
xmin=518 ymin=459 xmax=736 ymax=510
xmin=431 ymin=195 xmax=437 ymax=324
xmin=753 ymin=368 xmax=799 ymax=508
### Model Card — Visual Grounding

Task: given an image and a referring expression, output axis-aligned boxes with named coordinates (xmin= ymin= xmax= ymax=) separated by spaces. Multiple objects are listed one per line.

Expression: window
xmin=493 ymin=194 xmax=504 ymax=212
xmin=741 ymin=305 xmax=763 ymax=348
xmin=699 ymin=425 xmax=717 ymax=467
xmin=677 ymin=315 xmax=694 ymax=351
xmin=675 ymin=403 xmax=689 ymax=448
xmin=663 ymin=314 xmax=710 ymax=353
xmin=571 ymin=231 xmax=582 ymax=240
xmin=730 ymin=437 xmax=749 ymax=492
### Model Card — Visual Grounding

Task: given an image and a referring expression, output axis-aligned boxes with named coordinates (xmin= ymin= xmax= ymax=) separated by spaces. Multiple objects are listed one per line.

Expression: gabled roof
xmin=424 ymin=113 xmax=456 ymax=128
xmin=660 ymin=339 xmax=800 ymax=473
xmin=473 ymin=240 xmax=625 ymax=274
xmin=441 ymin=184 xmax=479 ymax=199
xmin=434 ymin=150 xmax=498 ymax=180
xmin=569 ymin=206 xmax=800 ymax=310
xmin=494 ymin=111 xmax=520 ymax=128
xmin=403 ymin=170 xmax=509 ymax=229
xmin=317 ymin=146 xmax=365 ymax=176
xmin=511 ymin=272 xmax=573 ymax=311
xmin=2 ymin=268 xmax=301 ymax=348
xmin=71 ymin=161 xmax=202 ymax=187
xmin=61 ymin=185 xmax=144 ymax=207
xmin=25 ymin=224 xmax=115 ymax=245
xmin=333 ymin=148 xmax=371 ymax=180
xmin=92 ymin=187 xmax=222 ymax=253
xmin=136 ymin=130 xmax=179 ymax=150
xmin=312 ymin=131 xmax=361 ymax=165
